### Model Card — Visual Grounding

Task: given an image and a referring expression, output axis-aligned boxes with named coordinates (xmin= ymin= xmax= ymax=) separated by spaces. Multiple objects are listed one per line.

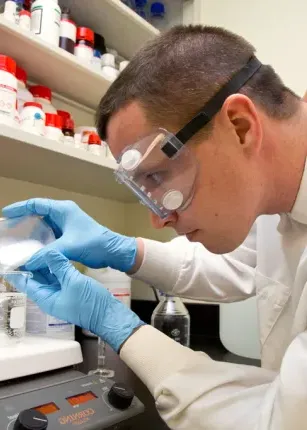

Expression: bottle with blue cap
xmin=134 ymin=0 xmax=148 ymax=19
xmin=150 ymin=1 xmax=166 ymax=31
xmin=151 ymin=290 xmax=190 ymax=347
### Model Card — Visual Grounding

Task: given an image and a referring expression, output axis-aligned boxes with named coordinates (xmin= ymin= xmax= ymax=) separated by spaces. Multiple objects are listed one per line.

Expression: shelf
xmin=0 ymin=18 xmax=110 ymax=110
xmin=0 ymin=125 xmax=137 ymax=203
xmin=61 ymin=0 xmax=160 ymax=59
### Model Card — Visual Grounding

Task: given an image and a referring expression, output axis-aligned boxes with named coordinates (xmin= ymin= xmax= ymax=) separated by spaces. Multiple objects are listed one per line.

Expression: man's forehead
xmin=106 ymin=102 xmax=155 ymax=159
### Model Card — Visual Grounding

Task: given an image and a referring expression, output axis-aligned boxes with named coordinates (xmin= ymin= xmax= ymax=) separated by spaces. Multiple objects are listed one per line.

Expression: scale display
xmin=66 ymin=391 xmax=97 ymax=406
xmin=35 ymin=402 xmax=59 ymax=415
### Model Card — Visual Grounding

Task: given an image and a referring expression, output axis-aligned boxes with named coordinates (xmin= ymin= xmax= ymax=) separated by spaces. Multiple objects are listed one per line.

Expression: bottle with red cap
xmin=20 ymin=101 xmax=45 ymax=136
xmin=74 ymin=27 xmax=95 ymax=64
xmin=45 ymin=113 xmax=64 ymax=142
xmin=19 ymin=10 xmax=31 ymax=31
xmin=62 ymin=117 xmax=75 ymax=147
xmin=88 ymin=132 xmax=102 ymax=156
xmin=29 ymin=85 xmax=57 ymax=114
xmin=16 ymin=66 xmax=33 ymax=114
xmin=0 ymin=55 xmax=17 ymax=127
xmin=57 ymin=110 xmax=75 ymax=146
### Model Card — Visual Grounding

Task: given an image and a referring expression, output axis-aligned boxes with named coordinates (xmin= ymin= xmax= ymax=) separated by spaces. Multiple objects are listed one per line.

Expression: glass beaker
xmin=88 ymin=337 xmax=115 ymax=378
xmin=151 ymin=291 xmax=190 ymax=347
xmin=0 ymin=215 xmax=55 ymax=271
xmin=0 ymin=272 xmax=32 ymax=346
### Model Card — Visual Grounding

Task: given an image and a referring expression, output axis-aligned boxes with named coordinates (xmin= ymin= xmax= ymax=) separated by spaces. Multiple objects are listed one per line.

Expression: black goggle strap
xmin=162 ymin=56 xmax=262 ymax=158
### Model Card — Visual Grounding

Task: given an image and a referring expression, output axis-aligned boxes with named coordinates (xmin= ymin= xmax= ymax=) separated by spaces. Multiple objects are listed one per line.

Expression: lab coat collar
xmin=290 ymin=159 xmax=307 ymax=224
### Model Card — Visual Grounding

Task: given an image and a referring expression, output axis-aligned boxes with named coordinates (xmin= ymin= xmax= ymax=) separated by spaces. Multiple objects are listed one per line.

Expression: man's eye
xmin=145 ymin=172 xmax=163 ymax=186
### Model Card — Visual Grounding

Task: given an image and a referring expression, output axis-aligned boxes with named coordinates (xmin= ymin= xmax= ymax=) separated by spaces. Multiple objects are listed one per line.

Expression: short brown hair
xmin=96 ymin=25 xmax=299 ymax=140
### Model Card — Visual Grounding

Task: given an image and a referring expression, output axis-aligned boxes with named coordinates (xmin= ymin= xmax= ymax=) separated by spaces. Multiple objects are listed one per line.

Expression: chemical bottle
xmin=88 ymin=132 xmax=102 ymax=155
xmin=150 ymin=2 xmax=167 ymax=31
xmin=13 ymin=0 xmax=22 ymax=23
xmin=134 ymin=0 xmax=147 ymax=19
xmin=94 ymin=32 xmax=107 ymax=56
xmin=82 ymin=267 xmax=132 ymax=337
xmin=19 ymin=9 xmax=31 ymax=31
xmin=151 ymin=291 xmax=190 ymax=347
xmin=44 ymin=113 xmax=63 ymax=142
xmin=29 ymin=85 xmax=57 ymax=114
xmin=74 ymin=27 xmax=94 ymax=64
xmin=26 ymin=299 xmax=75 ymax=340
xmin=31 ymin=0 xmax=61 ymax=46
xmin=62 ymin=117 xmax=75 ymax=147
xmin=3 ymin=0 xmax=17 ymax=23
xmin=23 ymin=0 xmax=33 ymax=11
xmin=0 ymin=55 xmax=17 ymax=127
xmin=101 ymin=53 xmax=119 ymax=82
xmin=59 ymin=7 xmax=76 ymax=54
xmin=16 ymin=66 xmax=33 ymax=114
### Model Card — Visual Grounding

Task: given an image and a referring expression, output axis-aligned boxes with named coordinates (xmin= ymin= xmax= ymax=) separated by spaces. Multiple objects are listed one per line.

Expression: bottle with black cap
xmin=14 ymin=409 xmax=48 ymax=429
xmin=91 ymin=33 xmax=107 ymax=72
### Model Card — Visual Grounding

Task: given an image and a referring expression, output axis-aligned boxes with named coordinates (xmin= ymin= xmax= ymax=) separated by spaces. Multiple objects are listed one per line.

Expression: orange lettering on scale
xmin=58 ymin=408 xmax=95 ymax=425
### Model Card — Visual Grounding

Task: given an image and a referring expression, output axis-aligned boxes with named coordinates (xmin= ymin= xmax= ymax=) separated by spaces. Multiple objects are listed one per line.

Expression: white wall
xmin=189 ymin=0 xmax=307 ymax=96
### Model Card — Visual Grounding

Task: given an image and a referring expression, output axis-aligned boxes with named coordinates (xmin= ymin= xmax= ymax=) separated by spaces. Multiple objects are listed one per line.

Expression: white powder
xmin=0 ymin=239 xmax=44 ymax=271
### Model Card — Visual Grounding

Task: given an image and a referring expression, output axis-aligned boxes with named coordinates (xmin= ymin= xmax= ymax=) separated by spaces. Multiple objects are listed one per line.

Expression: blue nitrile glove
xmin=9 ymin=251 xmax=144 ymax=352
xmin=2 ymin=199 xmax=137 ymax=273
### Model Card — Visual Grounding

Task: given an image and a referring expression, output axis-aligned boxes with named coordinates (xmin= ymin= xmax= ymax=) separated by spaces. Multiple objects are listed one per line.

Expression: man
xmin=4 ymin=26 xmax=307 ymax=429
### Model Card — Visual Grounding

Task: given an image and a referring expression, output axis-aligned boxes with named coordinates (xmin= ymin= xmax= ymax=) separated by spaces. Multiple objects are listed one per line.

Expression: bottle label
xmin=31 ymin=6 xmax=61 ymax=44
xmin=30 ymin=7 xmax=43 ymax=34
xmin=0 ymin=84 xmax=16 ymax=117
xmin=60 ymin=19 xmax=77 ymax=42
xmin=26 ymin=299 xmax=74 ymax=339
xmin=107 ymin=288 xmax=131 ymax=308
xmin=21 ymin=111 xmax=45 ymax=135
xmin=10 ymin=306 xmax=25 ymax=329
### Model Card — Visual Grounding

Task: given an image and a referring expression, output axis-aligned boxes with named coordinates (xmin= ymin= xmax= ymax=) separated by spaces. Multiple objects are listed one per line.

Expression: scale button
xmin=14 ymin=409 xmax=48 ymax=430
xmin=108 ymin=383 xmax=134 ymax=410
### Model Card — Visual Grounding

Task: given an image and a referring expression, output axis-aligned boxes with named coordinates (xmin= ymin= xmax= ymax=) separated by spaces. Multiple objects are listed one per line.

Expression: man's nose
xmin=150 ymin=212 xmax=177 ymax=229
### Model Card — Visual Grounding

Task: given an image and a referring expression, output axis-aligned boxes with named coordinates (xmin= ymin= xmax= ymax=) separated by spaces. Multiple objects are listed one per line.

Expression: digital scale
xmin=0 ymin=337 xmax=145 ymax=429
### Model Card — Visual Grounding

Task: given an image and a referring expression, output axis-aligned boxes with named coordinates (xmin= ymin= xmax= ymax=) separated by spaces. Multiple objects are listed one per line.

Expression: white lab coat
xmin=119 ymin=162 xmax=307 ymax=429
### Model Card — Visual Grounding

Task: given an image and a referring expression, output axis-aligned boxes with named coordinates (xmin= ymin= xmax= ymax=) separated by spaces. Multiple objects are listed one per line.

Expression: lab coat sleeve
xmin=120 ymin=325 xmax=307 ymax=430
xmin=132 ymin=222 xmax=257 ymax=302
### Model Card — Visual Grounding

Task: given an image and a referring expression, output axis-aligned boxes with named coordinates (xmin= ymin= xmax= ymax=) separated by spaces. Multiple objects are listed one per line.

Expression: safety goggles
xmin=115 ymin=56 xmax=262 ymax=219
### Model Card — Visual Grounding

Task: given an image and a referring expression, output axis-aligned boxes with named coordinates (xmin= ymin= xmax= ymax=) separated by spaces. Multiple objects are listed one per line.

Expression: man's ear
xmin=303 ymin=91 xmax=307 ymax=103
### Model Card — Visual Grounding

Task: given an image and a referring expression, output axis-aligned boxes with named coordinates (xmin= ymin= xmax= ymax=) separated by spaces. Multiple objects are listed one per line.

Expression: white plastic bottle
xmin=0 ymin=55 xmax=17 ymax=127
xmin=19 ymin=10 xmax=31 ymax=31
xmin=26 ymin=299 xmax=75 ymax=340
xmin=29 ymin=85 xmax=57 ymax=114
xmin=20 ymin=101 xmax=45 ymax=136
xmin=16 ymin=67 xmax=33 ymax=114
xmin=82 ymin=268 xmax=132 ymax=337
xmin=101 ymin=53 xmax=119 ymax=82
xmin=3 ymin=0 xmax=16 ymax=23
xmin=88 ymin=132 xmax=102 ymax=156
xmin=44 ymin=113 xmax=64 ymax=142
xmin=31 ymin=0 xmax=61 ymax=46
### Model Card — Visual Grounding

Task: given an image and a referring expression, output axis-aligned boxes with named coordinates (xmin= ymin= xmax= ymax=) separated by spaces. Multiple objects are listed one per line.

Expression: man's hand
xmin=8 ymin=251 xmax=144 ymax=352
xmin=3 ymin=199 xmax=138 ymax=273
